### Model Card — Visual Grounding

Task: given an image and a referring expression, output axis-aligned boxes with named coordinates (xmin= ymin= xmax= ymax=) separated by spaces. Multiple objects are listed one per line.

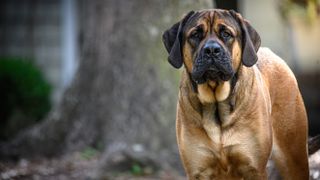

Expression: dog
xmin=162 ymin=9 xmax=311 ymax=179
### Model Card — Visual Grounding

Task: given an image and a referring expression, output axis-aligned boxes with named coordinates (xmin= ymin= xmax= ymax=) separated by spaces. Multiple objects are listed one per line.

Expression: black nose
xmin=203 ymin=41 xmax=222 ymax=56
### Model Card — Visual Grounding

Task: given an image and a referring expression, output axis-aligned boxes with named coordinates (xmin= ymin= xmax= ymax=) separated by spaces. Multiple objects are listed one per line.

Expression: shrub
xmin=0 ymin=57 xmax=51 ymax=140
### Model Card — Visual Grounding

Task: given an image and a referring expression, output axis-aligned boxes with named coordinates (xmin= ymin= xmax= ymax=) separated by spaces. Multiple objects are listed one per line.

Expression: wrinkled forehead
xmin=185 ymin=9 xmax=240 ymax=32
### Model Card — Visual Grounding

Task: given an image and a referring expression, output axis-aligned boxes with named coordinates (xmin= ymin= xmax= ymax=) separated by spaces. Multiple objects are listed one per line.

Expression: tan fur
xmin=183 ymin=43 xmax=194 ymax=72
xmin=232 ymin=41 xmax=241 ymax=71
xmin=175 ymin=10 xmax=309 ymax=180
xmin=197 ymin=83 xmax=216 ymax=104
xmin=215 ymin=81 xmax=231 ymax=102
xmin=196 ymin=79 xmax=231 ymax=103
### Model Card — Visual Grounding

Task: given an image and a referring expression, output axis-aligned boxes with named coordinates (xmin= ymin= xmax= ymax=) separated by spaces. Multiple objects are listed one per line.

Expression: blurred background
xmin=0 ymin=0 xmax=319 ymax=179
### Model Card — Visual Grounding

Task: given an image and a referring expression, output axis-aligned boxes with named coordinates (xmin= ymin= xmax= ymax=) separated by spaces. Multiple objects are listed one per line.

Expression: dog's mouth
xmin=191 ymin=53 xmax=234 ymax=84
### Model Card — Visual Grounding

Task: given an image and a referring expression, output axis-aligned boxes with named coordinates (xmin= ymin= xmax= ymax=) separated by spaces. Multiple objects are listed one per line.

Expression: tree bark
xmin=214 ymin=0 xmax=239 ymax=12
xmin=0 ymin=0 xmax=212 ymax=175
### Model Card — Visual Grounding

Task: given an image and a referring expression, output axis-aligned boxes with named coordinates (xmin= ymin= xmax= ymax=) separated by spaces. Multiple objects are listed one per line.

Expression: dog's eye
xmin=220 ymin=30 xmax=232 ymax=39
xmin=190 ymin=28 xmax=203 ymax=40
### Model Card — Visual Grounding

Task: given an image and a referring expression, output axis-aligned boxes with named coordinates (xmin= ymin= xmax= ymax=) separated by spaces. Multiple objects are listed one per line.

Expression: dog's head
xmin=162 ymin=9 xmax=260 ymax=85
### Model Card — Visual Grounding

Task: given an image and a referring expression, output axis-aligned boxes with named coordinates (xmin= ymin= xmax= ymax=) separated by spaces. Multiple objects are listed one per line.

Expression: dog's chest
xmin=200 ymin=103 xmax=257 ymax=174
xmin=201 ymin=102 xmax=235 ymax=145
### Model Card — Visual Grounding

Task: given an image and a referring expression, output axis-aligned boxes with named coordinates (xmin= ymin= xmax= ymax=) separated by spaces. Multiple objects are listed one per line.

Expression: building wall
xmin=241 ymin=0 xmax=320 ymax=135
xmin=0 ymin=0 xmax=78 ymax=105
xmin=241 ymin=0 xmax=320 ymax=72
xmin=241 ymin=0 xmax=293 ymax=66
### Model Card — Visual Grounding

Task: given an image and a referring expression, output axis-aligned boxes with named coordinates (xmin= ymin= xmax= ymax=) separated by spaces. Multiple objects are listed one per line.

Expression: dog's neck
xmin=186 ymin=69 xmax=239 ymax=105
xmin=188 ymin=72 xmax=238 ymax=98
xmin=181 ymin=65 xmax=256 ymax=127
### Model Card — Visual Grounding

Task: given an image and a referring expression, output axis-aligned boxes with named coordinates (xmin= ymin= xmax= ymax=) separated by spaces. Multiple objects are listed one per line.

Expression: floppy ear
xmin=162 ymin=11 xmax=195 ymax=68
xmin=229 ymin=10 xmax=261 ymax=67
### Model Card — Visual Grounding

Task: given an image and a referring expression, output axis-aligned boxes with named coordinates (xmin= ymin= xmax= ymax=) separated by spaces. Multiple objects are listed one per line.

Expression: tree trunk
xmin=0 ymin=0 xmax=212 ymax=175
xmin=214 ymin=0 xmax=239 ymax=12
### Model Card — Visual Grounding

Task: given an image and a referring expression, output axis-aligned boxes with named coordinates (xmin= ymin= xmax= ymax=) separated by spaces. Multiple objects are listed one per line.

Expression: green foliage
xmin=80 ymin=147 xmax=98 ymax=160
xmin=131 ymin=163 xmax=143 ymax=175
xmin=279 ymin=0 xmax=319 ymax=23
xmin=0 ymin=57 xmax=51 ymax=140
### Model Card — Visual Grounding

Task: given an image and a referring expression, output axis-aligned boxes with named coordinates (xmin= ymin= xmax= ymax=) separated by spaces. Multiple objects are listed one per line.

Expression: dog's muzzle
xmin=191 ymin=41 xmax=234 ymax=84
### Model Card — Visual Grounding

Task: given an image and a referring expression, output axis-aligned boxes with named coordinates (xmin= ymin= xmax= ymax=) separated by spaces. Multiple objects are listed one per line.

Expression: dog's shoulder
xmin=256 ymin=47 xmax=288 ymax=71
xmin=256 ymin=47 xmax=300 ymax=102
xmin=256 ymin=47 xmax=297 ymax=84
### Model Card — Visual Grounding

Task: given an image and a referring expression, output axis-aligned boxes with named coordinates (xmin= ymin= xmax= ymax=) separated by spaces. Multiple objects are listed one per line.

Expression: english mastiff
xmin=162 ymin=9 xmax=309 ymax=179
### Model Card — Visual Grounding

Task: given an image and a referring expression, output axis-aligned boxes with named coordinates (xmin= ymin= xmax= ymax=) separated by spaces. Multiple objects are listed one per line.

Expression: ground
xmin=1 ymin=151 xmax=320 ymax=179
xmin=0 ymin=151 xmax=184 ymax=180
